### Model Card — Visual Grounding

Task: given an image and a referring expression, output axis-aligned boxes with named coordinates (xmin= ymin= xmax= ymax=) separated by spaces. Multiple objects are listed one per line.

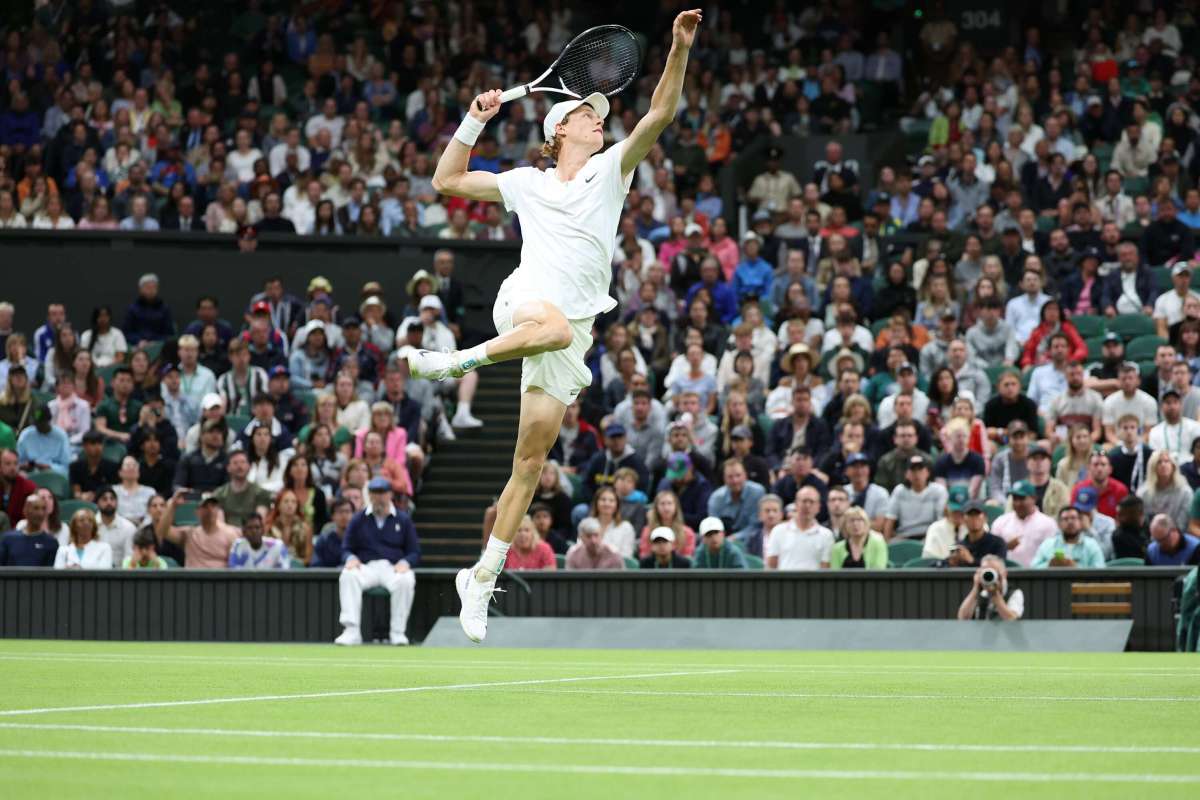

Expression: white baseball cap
xmin=649 ymin=526 xmax=676 ymax=543
xmin=543 ymin=92 xmax=610 ymax=142
xmin=200 ymin=393 xmax=224 ymax=411
xmin=699 ymin=516 xmax=726 ymax=536
xmin=418 ymin=294 xmax=443 ymax=312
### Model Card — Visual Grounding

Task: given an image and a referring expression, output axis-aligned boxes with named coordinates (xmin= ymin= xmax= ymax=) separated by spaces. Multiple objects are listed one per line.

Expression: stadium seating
xmin=887 ymin=539 xmax=923 ymax=565
xmin=1125 ymin=335 xmax=1168 ymax=361
xmin=28 ymin=470 xmax=70 ymax=499
xmin=1106 ymin=315 xmax=1157 ymax=341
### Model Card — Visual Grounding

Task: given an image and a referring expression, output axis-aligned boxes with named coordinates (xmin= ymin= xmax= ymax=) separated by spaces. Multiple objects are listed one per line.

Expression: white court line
xmin=2 ymin=722 xmax=1197 ymax=755
xmin=0 ymin=651 xmax=1195 ymax=678
xmin=519 ymin=687 xmax=1200 ymax=704
xmin=0 ymin=749 xmax=1196 ymax=784
xmin=0 ymin=669 xmax=735 ymax=718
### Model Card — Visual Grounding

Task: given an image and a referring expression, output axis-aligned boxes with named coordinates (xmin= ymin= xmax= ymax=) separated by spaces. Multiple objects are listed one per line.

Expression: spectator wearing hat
xmin=335 ymin=476 xmax=420 ymax=645
xmin=727 ymin=424 xmax=770 ymax=487
xmin=747 ymin=146 xmax=801 ymax=215
xmin=289 ymin=321 xmax=333 ymax=391
xmin=158 ymin=363 xmax=199 ymax=443
xmin=1031 ymin=506 xmax=1106 ymax=568
xmin=217 ymin=339 xmax=271 ymax=417
xmin=842 ymin=451 xmax=890 ymax=530
xmin=1148 ymin=389 xmax=1200 ymax=464
xmin=266 ymin=367 xmax=308 ymax=437
xmin=707 ymin=457 xmax=766 ymax=539
xmin=565 ymin=516 xmax=626 ymax=571
xmin=580 ymin=423 xmax=649 ymax=503
xmin=764 ymin=487 xmax=831 ymax=570
xmin=987 ymin=421 xmax=1032 ymax=503
xmin=69 ymin=430 xmax=119 ymax=502
xmin=227 ymin=512 xmax=290 ymax=569
xmin=1086 ymin=333 xmax=1126 ymax=396
xmin=639 ymin=526 xmax=691 ymax=569
xmin=922 ymin=484 xmax=970 ymax=559
xmin=185 ymin=393 xmax=233 ymax=454
xmin=123 ymin=273 xmax=175 ymax=348
xmin=657 ymin=451 xmax=712 ymax=531
xmin=173 ymin=419 xmax=230 ymax=493
xmin=991 ymin=479 xmax=1058 ymax=566
xmin=1014 ymin=445 xmax=1072 ymax=519
xmin=154 ymin=489 xmax=236 ymax=568
xmin=1071 ymin=484 xmax=1117 ymax=559
xmin=944 ymin=500 xmax=1009 ymax=567
xmin=733 ymin=231 xmax=773 ymax=303
xmin=358 ymin=295 xmax=395 ymax=354
xmin=883 ymin=454 xmax=948 ymax=540
xmin=1147 ymin=513 xmax=1200 ymax=566
xmin=1154 ymin=262 xmax=1200 ymax=338
xmin=16 ymin=406 xmax=71 ymax=477
xmin=691 ymin=515 xmax=748 ymax=568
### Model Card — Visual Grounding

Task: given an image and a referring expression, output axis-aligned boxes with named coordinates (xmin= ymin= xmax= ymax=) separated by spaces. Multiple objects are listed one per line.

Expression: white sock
xmin=457 ymin=401 xmax=472 ymax=417
xmin=476 ymin=535 xmax=511 ymax=581
xmin=457 ymin=343 xmax=493 ymax=373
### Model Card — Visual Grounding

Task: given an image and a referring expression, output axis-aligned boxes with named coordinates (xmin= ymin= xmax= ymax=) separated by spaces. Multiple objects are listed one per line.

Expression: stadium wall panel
xmin=0 ymin=568 xmax=1185 ymax=650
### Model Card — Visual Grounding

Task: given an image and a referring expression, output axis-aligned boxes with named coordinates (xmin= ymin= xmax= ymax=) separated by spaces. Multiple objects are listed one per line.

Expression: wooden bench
xmin=1071 ymin=582 xmax=1132 ymax=617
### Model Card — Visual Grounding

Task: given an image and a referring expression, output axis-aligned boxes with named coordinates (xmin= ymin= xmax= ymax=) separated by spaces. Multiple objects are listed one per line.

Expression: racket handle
xmin=477 ymin=86 xmax=529 ymax=111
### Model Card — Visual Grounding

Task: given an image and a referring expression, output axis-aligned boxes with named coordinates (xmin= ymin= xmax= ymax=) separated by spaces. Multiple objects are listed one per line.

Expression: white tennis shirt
xmin=495 ymin=142 xmax=634 ymax=320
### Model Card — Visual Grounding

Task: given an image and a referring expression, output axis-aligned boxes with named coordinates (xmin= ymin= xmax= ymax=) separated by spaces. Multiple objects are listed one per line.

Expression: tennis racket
xmin=476 ymin=25 xmax=642 ymax=110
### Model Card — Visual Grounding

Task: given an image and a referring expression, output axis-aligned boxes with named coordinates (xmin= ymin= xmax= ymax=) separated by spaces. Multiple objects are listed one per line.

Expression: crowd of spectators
xmin=3 ymin=3 xmax=1200 ymax=577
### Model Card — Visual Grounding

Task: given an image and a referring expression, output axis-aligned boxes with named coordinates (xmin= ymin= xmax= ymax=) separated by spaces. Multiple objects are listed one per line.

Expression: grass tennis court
xmin=0 ymin=641 xmax=1196 ymax=799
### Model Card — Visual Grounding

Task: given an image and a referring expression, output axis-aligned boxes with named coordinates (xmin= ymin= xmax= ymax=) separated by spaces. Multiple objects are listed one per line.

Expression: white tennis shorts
xmin=492 ymin=280 xmax=594 ymax=406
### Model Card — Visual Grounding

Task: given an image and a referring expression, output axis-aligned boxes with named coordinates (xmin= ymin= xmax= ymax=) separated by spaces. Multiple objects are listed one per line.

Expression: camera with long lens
xmin=980 ymin=567 xmax=999 ymax=589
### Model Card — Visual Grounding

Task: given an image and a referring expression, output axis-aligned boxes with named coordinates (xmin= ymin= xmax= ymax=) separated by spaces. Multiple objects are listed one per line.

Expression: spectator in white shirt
xmin=267 ymin=127 xmax=311 ymax=178
xmin=226 ymin=129 xmax=263 ymax=184
xmin=1154 ymin=263 xmax=1200 ymax=338
xmin=1148 ymin=389 xmax=1200 ymax=465
xmin=53 ymin=509 xmax=114 ymax=569
xmin=305 ymin=98 xmax=345 ymax=148
xmin=47 ymin=373 xmax=92 ymax=448
xmin=765 ymin=485 xmax=833 ymax=569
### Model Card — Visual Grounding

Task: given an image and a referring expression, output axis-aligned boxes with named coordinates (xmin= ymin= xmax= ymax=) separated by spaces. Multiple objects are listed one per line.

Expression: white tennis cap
xmin=543 ymin=92 xmax=610 ymax=141
xmin=650 ymin=526 xmax=676 ymax=543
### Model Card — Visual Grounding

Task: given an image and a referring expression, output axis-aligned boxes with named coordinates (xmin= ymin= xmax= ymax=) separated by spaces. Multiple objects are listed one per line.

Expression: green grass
xmin=0 ymin=641 xmax=1197 ymax=799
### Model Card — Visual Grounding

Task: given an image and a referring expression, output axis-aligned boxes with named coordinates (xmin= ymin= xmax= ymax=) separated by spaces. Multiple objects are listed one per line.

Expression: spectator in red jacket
xmin=0 ymin=448 xmax=37 ymax=525
xmin=1020 ymin=299 xmax=1087 ymax=368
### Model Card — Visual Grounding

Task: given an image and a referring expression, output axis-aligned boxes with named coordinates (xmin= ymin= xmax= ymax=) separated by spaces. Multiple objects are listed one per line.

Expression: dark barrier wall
xmin=0 ymin=231 xmax=520 ymax=337
xmin=0 ymin=568 xmax=1184 ymax=651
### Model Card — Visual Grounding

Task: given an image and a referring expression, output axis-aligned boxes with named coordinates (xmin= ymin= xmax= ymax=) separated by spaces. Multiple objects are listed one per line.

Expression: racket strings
xmin=556 ymin=29 xmax=640 ymax=96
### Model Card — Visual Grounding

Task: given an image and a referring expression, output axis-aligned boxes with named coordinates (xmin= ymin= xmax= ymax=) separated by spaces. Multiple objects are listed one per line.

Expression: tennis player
xmin=413 ymin=9 xmax=702 ymax=641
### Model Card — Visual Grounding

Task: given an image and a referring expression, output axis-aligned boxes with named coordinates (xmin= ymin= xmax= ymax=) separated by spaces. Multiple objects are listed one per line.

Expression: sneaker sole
xmin=455 ymin=568 xmax=484 ymax=644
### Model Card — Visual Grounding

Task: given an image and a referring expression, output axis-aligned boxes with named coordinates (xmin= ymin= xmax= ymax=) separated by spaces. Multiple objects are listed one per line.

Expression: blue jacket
xmin=685 ymin=279 xmax=739 ymax=323
xmin=17 ymin=426 xmax=72 ymax=476
xmin=706 ymin=481 xmax=767 ymax=536
xmin=124 ymin=298 xmax=177 ymax=344
xmin=1059 ymin=271 xmax=1105 ymax=314
xmin=0 ymin=110 xmax=40 ymax=148
xmin=0 ymin=531 xmax=58 ymax=567
xmin=311 ymin=530 xmax=346 ymax=568
xmin=343 ymin=508 xmax=421 ymax=567
xmin=733 ymin=258 xmax=774 ymax=302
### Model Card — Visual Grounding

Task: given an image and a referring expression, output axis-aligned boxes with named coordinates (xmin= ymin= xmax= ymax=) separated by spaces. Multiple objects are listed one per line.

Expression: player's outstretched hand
xmin=471 ymin=89 xmax=502 ymax=122
xmin=673 ymin=9 xmax=703 ymax=49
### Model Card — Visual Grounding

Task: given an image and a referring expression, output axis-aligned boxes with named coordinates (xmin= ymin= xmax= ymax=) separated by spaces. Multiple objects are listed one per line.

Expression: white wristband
xmin=454 ymin=114 xmax=486 ymax=146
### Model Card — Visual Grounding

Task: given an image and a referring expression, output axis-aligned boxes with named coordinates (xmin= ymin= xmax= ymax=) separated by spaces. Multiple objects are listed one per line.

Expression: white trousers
xmin=338 ymin=560 xmax=416 ymax=640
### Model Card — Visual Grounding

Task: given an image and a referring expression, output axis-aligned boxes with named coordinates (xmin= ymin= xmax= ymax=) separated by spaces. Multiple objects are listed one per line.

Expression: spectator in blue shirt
xmin=0 ymin=93 xmax=40 ymax=149
xmin=684 ymin=257 xmax=738 ymax=323
xmin=657 ymin=452 xmax=713 ymax=531
xmin=1146 ymin=514 xmax=1200 ymax=566
xmin=707 ymin=457 xmax=767 ymax=537
xmin=124 ymin=273 xmax=176 ymax=347
xmin=16 ymin=407 xmax=72 ymax=477
xmin=312 ymin=497 xmax=354 ymax=567
xmin=0 ymin=494 xmax=58 ymax=566
xmin=335 ymin=477 xmax=420 ymax=645
xmin=732 ymin=231 xmax=774 ymax=302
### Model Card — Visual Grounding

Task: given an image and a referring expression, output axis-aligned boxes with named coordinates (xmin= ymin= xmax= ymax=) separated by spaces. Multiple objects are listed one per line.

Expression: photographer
xmin=957 ymin=555 xmax=1024 ymax=621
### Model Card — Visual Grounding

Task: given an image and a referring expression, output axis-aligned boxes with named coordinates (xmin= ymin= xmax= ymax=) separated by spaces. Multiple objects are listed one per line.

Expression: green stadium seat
xmin=96 ymin=364 xmax=119 ymax=385
xmin=365 ymin=586 xmax=390 ymax=597
xmin=1125 ymin=335 xmax=1168 ymax=361
xmin=1123 ymin=176 xmax=1150 ymax=196
xmin=743 ymin=553 xmax=764 ymax=570
xmin=28 ymin=470 xmax=70 ymax=499
xmin=173 ymin=501 xmax=199 ymax=526
xmin=902 ymin=557 xmax=938 ymax=568
xmin=102 ymin=441 xmax=127 ymax=463
xmin=1150 ymin=266 xmax=1172 ymax=293
xmin=623 ymin=556 xmax=639 ymax=569
xmin=887 ymin=539 xmax=923 ymax=565
xmin=555 ymin=553 xmax=566 ymax=569
xmin=290 ymin=557 xmax=307 ymax=569
xmin=1005 ymin=559 xmax=1023 ymax=569
xmin=32 ymin=389 xmax=54 ymax=406
xmin=1068 ymin=314 xmax=1105 ymax=339
xmin=1084 ymin=337 xmax=1106 ymax=361
xmin=1051 ymin=443 xmax=1067 ymax=473
xmin=1106 ymin=314 xmax=1156 ymax=341
xmin=296 ymin=390 xmax=317 ymax=413
xmin=870 ymin=318 xmax=890 ymax=336
xmin=757 ymin=413 xmax=773 ymax=437
xmin=986 ymin=505 xmax=1005 ymax=525
xmin=160 ymin=556 xmax=180 ymax=568
xmin=226 ymin=414 xmax=251 ymax=436
xmin=1137 ymin=359 xmax=1156 ymax=379
xmin=1106 ymin=557 xmax=1147 ymax=567
xmin=59 ymin=499 xmax=98 ymax=518
xmin=566 ymin=472 xmax=582 ymax=501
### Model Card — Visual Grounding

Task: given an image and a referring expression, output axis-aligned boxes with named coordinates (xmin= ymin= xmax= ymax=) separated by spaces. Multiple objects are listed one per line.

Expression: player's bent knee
xmin=513 ymin=453 xmax=546 ymax=482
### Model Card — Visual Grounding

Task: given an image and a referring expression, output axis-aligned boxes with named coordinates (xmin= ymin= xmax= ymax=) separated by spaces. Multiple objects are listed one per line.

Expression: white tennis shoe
xmin=407 ymin=348 xmax=463 ymax=381
xmin=334 ymin=628 xmax=362 ymax=646
xmin=456 ymin=567 xmax=501 ymax=643
xmin=452 ymin=408 xmax=484 ymax=428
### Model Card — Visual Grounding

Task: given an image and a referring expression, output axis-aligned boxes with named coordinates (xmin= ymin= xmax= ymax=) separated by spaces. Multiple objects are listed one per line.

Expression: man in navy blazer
xmin=1101 ymin=241 xmax=1155 ymax=317
xmin=335 ymin=477 xmax=421 ymax=646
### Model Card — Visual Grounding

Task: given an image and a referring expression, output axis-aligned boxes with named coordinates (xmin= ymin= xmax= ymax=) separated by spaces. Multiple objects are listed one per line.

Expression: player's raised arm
xmin=431 ymin=89 xmax=504 ymax=202
xmin=619 ymin=9 xmax=702 ymax=178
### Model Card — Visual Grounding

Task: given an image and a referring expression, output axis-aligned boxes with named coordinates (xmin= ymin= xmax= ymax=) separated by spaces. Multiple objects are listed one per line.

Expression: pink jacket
xmin=354 ymin=426 xmax=412 ymax=494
